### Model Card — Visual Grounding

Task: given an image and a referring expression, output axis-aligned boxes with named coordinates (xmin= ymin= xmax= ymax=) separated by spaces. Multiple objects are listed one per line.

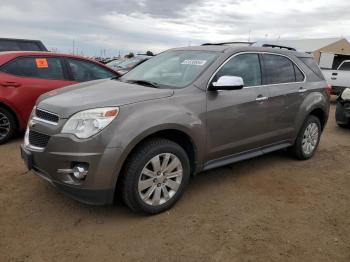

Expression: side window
xmin=338 ymin=62 xmax=350 ymax=71
xmin=67 ymin=59 xmax=116 ymax=82
xmin=215 ymin=53 xmax=261 ymax=87
xmin=1 ymin=57 xmax=65 ymax=80
xmin=262 ymin=54 xmax=296 ymax=84
xmin=294 ymin=64 xmax=305 ymax=82
xmin=18 ymin=42 xmax=41 ymax=51
xmin=0 ymin=40 xmax=21 ymax=51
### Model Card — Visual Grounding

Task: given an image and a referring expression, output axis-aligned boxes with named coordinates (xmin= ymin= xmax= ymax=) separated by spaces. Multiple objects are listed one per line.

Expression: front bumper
xmin=335 ymin=101 xmax=350 ymax=125
xmin=331 ymin=86 xmax=347 ymax=96
xmin=21 ymin=134 xmax=122 ymax=205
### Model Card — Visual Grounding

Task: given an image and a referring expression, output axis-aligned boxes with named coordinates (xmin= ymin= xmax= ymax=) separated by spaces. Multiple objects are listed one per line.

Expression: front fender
xmin=106 ymin=98 xmax=206 ymax=185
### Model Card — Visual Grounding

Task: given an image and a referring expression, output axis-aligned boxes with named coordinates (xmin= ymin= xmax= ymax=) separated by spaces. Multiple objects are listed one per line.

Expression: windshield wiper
xmin=126 ymin=80 xmax=159 ymax=88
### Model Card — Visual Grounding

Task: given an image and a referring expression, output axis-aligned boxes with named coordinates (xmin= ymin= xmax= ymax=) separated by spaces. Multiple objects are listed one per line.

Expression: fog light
xmin=72 ymin=165 xmax=88 ymax=180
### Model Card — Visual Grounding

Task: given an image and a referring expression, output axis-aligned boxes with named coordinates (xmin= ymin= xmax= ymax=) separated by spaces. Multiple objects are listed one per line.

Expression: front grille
xmin=35 ymin=108 xmax=59 ymax=123
xmin=29 ymin=130 xmax=50 ymax=148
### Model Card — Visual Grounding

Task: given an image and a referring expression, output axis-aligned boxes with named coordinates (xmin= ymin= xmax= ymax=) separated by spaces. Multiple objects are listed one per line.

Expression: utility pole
xmin=248 ymin=29 xmax=251 ymax=42
xmin=72 ymin=40 xmax=75 ymax=55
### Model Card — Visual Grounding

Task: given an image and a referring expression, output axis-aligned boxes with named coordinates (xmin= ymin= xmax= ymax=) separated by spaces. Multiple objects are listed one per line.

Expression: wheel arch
xmin=294 ymin=92 xmax=329 ymax=137
xmin=113 ymin=126 xmax=199 ymax=197
xmin=0 ymin=101 xmax=20 ymax=131
xmin=308 ymin=107 xmax=327 ymax=130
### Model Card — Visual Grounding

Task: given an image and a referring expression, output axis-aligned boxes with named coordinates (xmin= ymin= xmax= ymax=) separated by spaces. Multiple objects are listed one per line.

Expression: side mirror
xmin=210 ymin=76 xmax=244 ymax=91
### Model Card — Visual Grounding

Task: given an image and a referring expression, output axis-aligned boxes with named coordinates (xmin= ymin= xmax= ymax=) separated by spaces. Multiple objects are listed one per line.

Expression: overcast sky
xmin=1 ymin=0 xmax=349 ymax=56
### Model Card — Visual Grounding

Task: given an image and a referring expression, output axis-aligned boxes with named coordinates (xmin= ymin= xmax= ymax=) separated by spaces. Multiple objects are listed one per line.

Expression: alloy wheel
xmin=138 ymin=153 xmax=183 ymax=206
xmin=0 ymin=112 xmax=10 ymax=140
xmin=302 ymin=122 xmax=319 ymax=155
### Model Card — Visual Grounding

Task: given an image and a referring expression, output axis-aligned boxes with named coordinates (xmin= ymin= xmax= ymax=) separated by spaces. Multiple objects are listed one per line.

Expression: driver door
xmin=206 ymin=53 xmax=270 ymax=161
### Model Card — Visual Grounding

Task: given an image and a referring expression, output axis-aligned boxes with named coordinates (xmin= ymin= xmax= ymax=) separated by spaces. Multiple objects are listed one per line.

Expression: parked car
xmin=106 ymin=58 xmax=125 ymax=69
xmin=0 ymin=38 xmax=47 ymax=52
xmin=0 ymin=51 xmax=119 ymax=144
xmin=114 ymin=55 xmax=152 ymax=75
xmin=21 ymin=43 xmax=330 ymax=214
xmin=322 ymin=60 xmax=350 ymax=95
xmin=335 ymin=88 xmax=350 ymax=127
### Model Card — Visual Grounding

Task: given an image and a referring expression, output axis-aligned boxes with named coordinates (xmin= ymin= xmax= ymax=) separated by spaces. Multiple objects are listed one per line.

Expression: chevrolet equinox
xmin=21 ymin=43 xmax=330 ymax=214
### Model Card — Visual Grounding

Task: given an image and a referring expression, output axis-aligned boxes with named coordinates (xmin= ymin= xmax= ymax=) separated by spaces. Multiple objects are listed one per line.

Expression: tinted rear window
xmin=0 ymin=40 xmax=43 ymax=52
xmin=299 ymin=57 xmax=324 ymax=80
xmin=262 ymin=54 xmax=296 ymax=84
xmin=294 ymin=64 xmax=305 ymax=82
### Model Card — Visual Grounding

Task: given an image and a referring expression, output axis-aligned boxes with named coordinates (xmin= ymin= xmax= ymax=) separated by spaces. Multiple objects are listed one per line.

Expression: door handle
xmin=255 ymin=96 xmax=268 ymax=102
xmin=0 ymin=81 xmax=21 ymax=87
xmin=298 ymin=87 xmax=307 ymax=93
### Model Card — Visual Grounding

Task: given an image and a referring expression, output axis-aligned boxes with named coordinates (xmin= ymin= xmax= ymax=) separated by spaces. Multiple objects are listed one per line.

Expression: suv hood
xmin=37 ymin=79 xmax=174 ymax=118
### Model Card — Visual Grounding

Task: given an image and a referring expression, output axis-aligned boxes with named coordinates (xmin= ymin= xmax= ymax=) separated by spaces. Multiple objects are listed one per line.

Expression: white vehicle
xmin=335 ymin=88 xmax=350 ymax=127
xmin=322 ymin=60 xmax=350 ymax=95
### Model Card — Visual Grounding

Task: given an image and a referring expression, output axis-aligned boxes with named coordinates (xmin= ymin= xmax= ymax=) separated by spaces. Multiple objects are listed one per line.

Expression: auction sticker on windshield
xmin=181 ymin=60 xmax=207 ymax=66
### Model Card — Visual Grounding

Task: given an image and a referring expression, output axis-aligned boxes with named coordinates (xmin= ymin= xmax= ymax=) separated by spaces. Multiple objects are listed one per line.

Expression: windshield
xmin=121 ymin=50 xmax=218 ymax=88
xmin=117 ymin=57 xmax=143 ymax=69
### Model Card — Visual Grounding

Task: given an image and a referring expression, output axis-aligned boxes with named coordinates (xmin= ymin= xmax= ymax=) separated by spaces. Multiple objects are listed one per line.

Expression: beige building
xmin=277 ymin=38 xmax=350 ymax=69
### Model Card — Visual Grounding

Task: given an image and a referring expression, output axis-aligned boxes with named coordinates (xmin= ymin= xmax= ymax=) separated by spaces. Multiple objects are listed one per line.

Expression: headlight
xmin=61 ymin=107 xmax=119 ymax=139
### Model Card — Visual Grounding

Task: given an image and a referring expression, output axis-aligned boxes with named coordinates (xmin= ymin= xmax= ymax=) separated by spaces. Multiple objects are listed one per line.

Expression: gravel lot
xmin=0 ymin=101 xmax=349 ymax=262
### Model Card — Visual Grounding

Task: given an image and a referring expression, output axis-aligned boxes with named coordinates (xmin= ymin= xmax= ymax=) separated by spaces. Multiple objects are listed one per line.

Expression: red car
xmin=0 ymin=51 xmax=119 ymax=144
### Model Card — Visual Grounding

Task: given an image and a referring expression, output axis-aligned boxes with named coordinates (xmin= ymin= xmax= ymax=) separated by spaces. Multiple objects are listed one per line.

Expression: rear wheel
xmin=0 ymin=108 xmax=16 ymax=144
xmin=289 ymin=115 xmax=321 ymax=160
xmin=121 ymin=138 xmax=190 ymax=214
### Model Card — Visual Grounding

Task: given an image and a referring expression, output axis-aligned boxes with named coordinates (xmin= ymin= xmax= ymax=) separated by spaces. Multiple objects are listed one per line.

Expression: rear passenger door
xmin=65 ymin=58 xmax=117 ymax=82
xmin=260 ymin=53 xmax=306 ymax=143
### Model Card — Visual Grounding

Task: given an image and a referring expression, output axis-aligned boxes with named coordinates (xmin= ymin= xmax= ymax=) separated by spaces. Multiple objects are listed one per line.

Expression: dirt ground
xmin=0 ymin=101 xmax=349 ymax=262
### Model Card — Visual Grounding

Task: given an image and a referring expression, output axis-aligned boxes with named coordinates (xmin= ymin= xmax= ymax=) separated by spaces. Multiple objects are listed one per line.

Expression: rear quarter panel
xmin=293 ymin=81 xmax=330 ymax=139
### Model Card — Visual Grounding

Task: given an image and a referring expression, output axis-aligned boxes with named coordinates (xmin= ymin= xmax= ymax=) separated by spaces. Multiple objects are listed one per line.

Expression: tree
xmin=146 ymin=51 xmax=154 ymax=56
xmin=125 ymin=52 xmax=134 ymax=58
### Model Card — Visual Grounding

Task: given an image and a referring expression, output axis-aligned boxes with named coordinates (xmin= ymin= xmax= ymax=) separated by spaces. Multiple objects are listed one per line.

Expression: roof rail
xmin=201 ymin=42 xmax=254 ymax=46
xmin=251 ymin=42 xmax=297 ymax=51
xmin=201 ymin=41 xmax=297 ymax=51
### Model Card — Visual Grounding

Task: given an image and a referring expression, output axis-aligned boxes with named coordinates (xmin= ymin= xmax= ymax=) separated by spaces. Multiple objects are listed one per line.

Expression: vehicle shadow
xmin=43 ymin=149 xmax=294 ymax=220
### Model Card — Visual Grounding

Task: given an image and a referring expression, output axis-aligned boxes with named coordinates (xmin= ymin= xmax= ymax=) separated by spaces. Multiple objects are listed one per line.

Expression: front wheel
xmin=121 ymin=138 xmax=190 ymax=214
xmin=289 ymin=115 xmax=321 ymax=160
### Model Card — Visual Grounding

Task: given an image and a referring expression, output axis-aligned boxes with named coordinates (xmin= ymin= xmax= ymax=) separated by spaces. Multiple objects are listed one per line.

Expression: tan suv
xmin=21 ymin=42 xmax=330 ymax=214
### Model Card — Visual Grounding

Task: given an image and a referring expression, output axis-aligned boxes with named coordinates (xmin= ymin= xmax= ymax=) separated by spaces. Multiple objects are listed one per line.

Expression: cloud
xmin=0 ymin=0 xmax=349 ymax=56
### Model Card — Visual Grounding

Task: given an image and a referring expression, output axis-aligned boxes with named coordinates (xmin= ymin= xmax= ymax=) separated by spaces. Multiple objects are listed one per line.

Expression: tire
xmin=0 ymin=107 xmax=17 ymax=145
xmin=121 ymin=138 xmax=191 ymax=215
xmin=289 ymin=115 xmax=321 ymax=160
